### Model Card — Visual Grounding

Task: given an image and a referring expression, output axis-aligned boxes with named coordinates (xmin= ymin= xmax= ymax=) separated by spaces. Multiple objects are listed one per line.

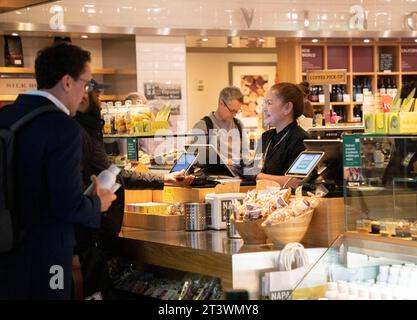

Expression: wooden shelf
xmin=402 ymin=72 xmax=417 ymax=75
xmin=331 ymin=102 xmax=351 ymax=106
xmin=345 ymin=231 xmax=417 ymax=248
xmin=352 ymin=72 xmax=375 ymax=76
xmin=353 ymin=102 xmax=364 ymax=105
xmin=0 ymin=95 xmax=17 ymax=101
xmin=0 ymin=67 xmax=34 ymax=74
xmin=377 ymin=72 xmax=400 ymax=75
xmin=311 ymin=102 xmax=324 ymax=106
xmin=0 ymin=67 xmax=136 ymax=75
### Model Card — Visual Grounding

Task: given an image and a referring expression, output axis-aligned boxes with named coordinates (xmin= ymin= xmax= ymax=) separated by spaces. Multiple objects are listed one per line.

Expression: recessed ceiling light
xmin=363 ymin=39 xmax=370 ymax=43
xmin=201 ymin=37 xmax=209 ymax=42
xmin=11 ymin=33 xmax=19 ymax=36
xmin=259 ymin=38 xmax=265 ymax=43
xmin=414 ymin=39 xmax=417 ymax=43
xmin=312 ymin=39 xmax=319 ymax=43
xmin=81 ymin=35 xmax=89 ymax=39
xmin=227 ymin=43 xmax=233 ymax=47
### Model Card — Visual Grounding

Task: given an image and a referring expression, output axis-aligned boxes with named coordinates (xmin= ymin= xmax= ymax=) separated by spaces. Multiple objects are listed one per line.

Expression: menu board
xmin=401 ymin=46 xmax=417 ymax=71
xmin=379 ymin=53 xmax=393 ymax=72
xmin=302 ymin=46 xmax=324 ymax=72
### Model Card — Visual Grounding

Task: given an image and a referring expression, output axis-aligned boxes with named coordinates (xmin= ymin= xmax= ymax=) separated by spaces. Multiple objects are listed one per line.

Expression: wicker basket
xmin=232 ymin=219 xmax=267 ymax=245
xmin=262 ymin=209 xmax=314 ymax=248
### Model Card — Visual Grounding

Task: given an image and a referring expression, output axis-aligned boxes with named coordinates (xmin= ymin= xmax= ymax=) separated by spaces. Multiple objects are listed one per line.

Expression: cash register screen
xmin=285 ymin=151 xmax=324 ymax=178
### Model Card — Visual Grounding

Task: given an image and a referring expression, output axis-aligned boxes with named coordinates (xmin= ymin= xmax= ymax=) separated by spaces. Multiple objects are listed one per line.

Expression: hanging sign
xmin=306 ymin=70 xmax=347 ymax=85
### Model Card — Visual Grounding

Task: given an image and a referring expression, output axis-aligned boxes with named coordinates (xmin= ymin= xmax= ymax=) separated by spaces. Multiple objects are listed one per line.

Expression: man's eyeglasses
xmin=77 ymin=77 xmax=94 ymax=93
xmin=222 ymin=99 xmax=241 ymax=115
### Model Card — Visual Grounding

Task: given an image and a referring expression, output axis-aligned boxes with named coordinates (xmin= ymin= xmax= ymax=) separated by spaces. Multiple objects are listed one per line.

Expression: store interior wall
xmin=0 ymin=36 xmax=104 ymax=69
xmin=102 ymin=38 xmax=137 ymax=98
xmin=186 ymin=52 xmax=277 ymax=129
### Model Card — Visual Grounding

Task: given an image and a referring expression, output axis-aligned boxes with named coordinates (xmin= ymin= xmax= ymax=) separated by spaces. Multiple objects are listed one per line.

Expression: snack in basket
xmin=261 ymin=185 xmax=328 ymax=227
xmin=231 ymin=186 xmax=292 ymax=222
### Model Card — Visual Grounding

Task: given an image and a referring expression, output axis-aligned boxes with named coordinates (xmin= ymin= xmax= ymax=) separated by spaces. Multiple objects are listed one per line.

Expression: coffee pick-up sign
xmin=306 ymin=70 xmax=347 ymax=85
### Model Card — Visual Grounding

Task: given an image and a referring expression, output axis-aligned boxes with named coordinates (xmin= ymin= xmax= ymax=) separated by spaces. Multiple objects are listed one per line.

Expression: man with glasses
xmin=0 ymin=43 xmax=116 ymax=299
xmin=191 ymin=86 xmax=245 ymax=166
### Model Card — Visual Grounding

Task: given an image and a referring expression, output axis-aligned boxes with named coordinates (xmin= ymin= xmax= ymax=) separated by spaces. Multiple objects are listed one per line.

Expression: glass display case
xmin=290 ymin=233 xmax=417 ymax=300
xmin=342 ymin=134 xmax=417 ymax=240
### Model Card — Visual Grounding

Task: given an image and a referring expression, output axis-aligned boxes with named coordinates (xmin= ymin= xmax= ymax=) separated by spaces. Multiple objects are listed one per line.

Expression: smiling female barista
xmin=246 ymin=83 xmax=310 ymax=187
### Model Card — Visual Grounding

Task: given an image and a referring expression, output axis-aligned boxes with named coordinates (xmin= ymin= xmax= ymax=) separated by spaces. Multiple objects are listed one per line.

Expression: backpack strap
xmin=233 ymin=117 xmax=243 ymax=142
xmin=10 ymin=104 xmax=60 ymax=132
xmin=202 ymin=116 xmax=214 ymax=145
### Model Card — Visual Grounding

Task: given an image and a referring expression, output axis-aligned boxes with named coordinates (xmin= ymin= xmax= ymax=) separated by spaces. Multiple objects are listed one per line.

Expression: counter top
xmin=119 ymin=227 xmax=277 ymax=290
xmin=120 ymin=227 xmax=274 ymax=256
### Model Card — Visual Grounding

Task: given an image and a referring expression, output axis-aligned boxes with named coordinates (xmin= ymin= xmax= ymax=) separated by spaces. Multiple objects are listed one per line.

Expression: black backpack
xmin=0 ymin=104 xmax=59 ymax=254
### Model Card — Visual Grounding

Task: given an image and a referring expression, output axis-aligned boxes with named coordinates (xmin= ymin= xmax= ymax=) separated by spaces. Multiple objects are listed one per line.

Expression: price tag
xmin=163 ymin=187 xmax=174 ymax=203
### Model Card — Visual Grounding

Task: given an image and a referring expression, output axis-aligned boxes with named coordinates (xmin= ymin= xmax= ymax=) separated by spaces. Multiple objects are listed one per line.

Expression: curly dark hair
xmin=35 ymin=43 xmax=91 ymax=89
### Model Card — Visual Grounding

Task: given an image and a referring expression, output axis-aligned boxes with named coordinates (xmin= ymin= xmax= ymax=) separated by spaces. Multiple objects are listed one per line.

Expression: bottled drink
xmin=367 ymin=78 xmax=372 ymax=93
xmin=331 ymin=85 xmax=337 ymax=102
xmin=386 ymin=78 xmax=393 ymax=96
xmin=379 ymin=79 xmax=386 ymax=95
xmin=318 ymin=86 xmax=325 ymax=103
xmin=336 ymin=85 xmax=343 ymax=102
xmin=391 ymin=80 xmax=398 ymax=97
xmin=356 ymin=79 xmax=364 ymax=103
xmin=84 ymin=164 xmax=121 ymax=196
xmin=311 ymin=86 xmax=319 ymax=102
xmin=352 ymin=80 xmax=357 ymax=102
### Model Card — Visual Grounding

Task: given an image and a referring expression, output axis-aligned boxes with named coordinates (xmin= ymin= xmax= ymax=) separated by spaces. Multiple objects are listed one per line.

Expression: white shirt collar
xmin=24 ymin=90 xmax=70 ymax=116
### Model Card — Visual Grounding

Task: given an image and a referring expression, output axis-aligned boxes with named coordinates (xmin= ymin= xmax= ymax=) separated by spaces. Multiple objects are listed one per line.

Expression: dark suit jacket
xmin=0 ymin=94 xmax=101 ymax=300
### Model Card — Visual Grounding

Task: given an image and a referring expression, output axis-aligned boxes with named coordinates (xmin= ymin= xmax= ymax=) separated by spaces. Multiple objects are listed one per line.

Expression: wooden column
xmin=276 ymin=39 xmax=302 ymax=83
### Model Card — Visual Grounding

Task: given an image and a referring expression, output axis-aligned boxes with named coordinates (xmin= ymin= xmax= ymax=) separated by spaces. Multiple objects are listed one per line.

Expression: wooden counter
xmin=119 ymin=227 xmax=274 ymax=290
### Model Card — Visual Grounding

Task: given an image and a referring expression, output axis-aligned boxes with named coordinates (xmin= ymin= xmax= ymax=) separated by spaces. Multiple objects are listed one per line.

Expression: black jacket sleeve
xmin=82 ymin=127 xmax=165 ymax=190
xmin=46 ymin=119 xmax=101 ymax=228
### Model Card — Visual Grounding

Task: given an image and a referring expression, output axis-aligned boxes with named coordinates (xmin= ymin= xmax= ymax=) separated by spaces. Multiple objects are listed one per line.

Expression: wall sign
xmin=0 ymin=78 xmax=37 ymax=94
xmin=302 ymin=46 xmax=324 ymax=72
xmin=306 ymin=70 xmax=347 ymax=85
xmin=401 ymin=46 xmax=417 ymax=71
xmin=379 ymin=53 xmax=393 ymax=72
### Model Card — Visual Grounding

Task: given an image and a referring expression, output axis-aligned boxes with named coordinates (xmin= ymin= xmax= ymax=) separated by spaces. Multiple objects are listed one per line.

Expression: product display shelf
xmin=344 ymin=232 xmax=417 ymax=264
xmin=299 ymin=41 xmax=417 ymax=122
xmin=0 ymin=67 xmax=135 ymax=75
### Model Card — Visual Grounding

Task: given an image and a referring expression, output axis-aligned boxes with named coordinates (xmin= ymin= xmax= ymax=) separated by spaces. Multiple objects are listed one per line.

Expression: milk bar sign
xmin=0 ymin=78 xmax=37 ymax=94
xmin=306 ymin=70 xmax=347 ymax=85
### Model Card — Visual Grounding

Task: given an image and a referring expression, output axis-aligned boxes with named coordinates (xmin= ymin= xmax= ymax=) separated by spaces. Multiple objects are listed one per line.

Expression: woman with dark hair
xmin=245 ymin=83 xmax=310 ymax=187
xmin=297 ymin=81 xmax=315 ymax=130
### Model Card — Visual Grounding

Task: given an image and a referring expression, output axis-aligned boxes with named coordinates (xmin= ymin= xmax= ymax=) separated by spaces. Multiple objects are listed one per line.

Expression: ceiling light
xmin=363 ymin=39 xmax=370 ymax=43
xmin=227 ymin=43 xmax=233 ymax=47
xmin=81 ymin=35 xmax=89 ymax=39
xmin=259 ymin=38 xmax=265 ymax=43
xmin=11 ymin=33 xmax=19 ymax=36
xmin=414 ymin=39 xmax=417 ymax=43
xmin=312 ymin=38 xmax=319 ymax=43
xmin=201 ymin=37 xmax=209 ymax=42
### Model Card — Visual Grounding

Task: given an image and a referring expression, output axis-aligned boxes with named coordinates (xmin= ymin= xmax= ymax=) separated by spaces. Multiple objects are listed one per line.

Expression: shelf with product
xmin=299 ymin=41 xmax=417 ymax=125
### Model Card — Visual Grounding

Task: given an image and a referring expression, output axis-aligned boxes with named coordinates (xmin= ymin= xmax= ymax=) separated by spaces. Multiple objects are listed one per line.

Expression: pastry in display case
xmin=343 ymin=134 xmax=417 ymax=242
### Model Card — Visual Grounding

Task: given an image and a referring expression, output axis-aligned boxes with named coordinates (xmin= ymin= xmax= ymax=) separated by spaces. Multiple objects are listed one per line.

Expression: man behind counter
xmin=245 ymin=83 xmax=310 ymax=188
xmin=191 ymin=86 xmax=245 ymax=166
